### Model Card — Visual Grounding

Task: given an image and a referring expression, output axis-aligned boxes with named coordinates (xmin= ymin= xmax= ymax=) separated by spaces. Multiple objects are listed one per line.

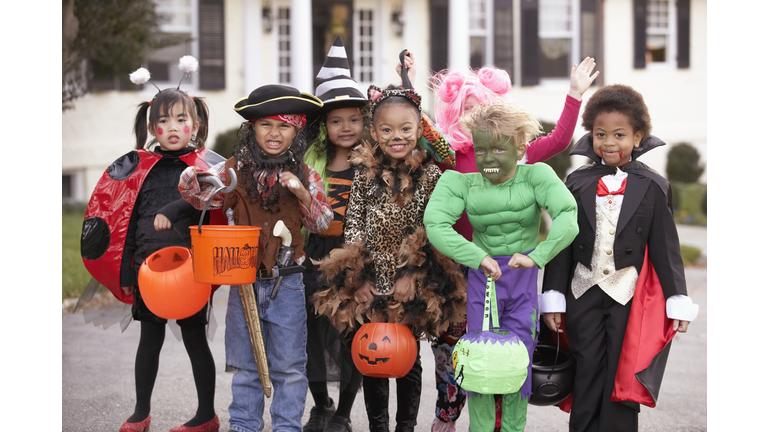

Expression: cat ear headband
xmin=367 ymin=85 xmax=422 ymax=116
xmin=129 ymin=55 xmax=199 ymax=105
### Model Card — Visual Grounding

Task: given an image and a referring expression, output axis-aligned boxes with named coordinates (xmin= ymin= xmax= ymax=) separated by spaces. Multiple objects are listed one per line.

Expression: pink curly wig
xmin=431 ymin=66 xmax=513 ymax=154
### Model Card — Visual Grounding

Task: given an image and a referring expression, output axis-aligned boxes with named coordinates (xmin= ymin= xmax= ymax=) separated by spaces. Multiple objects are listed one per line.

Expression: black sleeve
xmin=157 ymin=197 xmax=200 ymax=224
xmin=542 ymin=241 xmax=574 ymax=296
xmin=646 ymin=183 xmax=688 ymax=298
xmin=119 ymin=206 xmax=139 ymax=288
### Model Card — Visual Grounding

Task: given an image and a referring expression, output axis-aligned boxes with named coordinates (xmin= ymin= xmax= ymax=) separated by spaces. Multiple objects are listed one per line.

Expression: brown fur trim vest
xmin=222 ymin=157 xmax=304 ymax=274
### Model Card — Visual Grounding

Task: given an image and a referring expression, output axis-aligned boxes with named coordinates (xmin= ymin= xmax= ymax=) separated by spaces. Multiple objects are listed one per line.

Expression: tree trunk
xmin=62 ymin=0 xmax=79 ymax=75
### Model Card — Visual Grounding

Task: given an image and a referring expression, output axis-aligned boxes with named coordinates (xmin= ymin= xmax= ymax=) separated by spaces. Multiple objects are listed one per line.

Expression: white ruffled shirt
xmin=539 ymin=164 xmax=699 ymax=322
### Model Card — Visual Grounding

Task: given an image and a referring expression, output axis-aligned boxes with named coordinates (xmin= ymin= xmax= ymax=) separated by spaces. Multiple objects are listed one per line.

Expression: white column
xmin=377 ymin=0 xmax=391 ymax=85
xmin=243 ymin=0 xmax=264 ymax=93
xmin=448 ymin=0 xmax=470 ymax=68
xmin=290 ymin=0 xmax=313 ymax=92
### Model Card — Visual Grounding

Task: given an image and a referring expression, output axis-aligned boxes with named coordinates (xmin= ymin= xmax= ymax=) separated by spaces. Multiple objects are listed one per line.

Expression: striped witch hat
xmin=314 ymin=35 xmax=367 ymax=110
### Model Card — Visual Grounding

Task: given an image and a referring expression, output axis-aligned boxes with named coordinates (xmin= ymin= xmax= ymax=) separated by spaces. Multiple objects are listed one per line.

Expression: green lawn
xmin=62 ymin=210 xmax=92 ymax=299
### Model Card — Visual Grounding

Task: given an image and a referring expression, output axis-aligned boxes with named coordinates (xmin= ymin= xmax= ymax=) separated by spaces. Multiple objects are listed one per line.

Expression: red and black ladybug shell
xmin=81 ymin=148 xmax=226 ymax=304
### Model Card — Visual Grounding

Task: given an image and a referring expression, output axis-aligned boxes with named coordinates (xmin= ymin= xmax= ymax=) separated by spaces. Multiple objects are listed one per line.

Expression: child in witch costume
xmin=79 ymin=57 xmax=222 ymax=432
xmin=178 ymin=85 xmax=332 ymax=432
xmin=540 ymin=84 xmax=698 ymax=432
xmin=424 ymin=102 xmax=579 ymax=432
xmin=399 ymin=52 xmax=598 ymax=432
xmin=312 ymin=83 xmax=466 ymax=432
xmin=301 ymin=36 xmax=369 ymax=432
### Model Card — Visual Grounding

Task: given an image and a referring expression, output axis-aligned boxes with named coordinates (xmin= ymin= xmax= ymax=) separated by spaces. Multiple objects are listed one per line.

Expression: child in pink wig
xmin=399 ymin=53 xmax=599 ymax=432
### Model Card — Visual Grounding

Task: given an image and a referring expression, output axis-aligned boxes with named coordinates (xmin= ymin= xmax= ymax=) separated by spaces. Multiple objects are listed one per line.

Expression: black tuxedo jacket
xmin=542 ymin=134 xmax=687 ymax=300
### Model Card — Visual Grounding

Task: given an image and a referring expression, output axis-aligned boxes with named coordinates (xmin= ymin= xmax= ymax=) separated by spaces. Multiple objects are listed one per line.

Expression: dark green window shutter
xmin=494 ymin=0 xmax=514 ymax=84
xmin=581 ymin=0 xmax=600 ymax=86
xmin=677 ymin=0 xmax=690 ymax=68
xmin=520 ymin=0 xmax=539 ymax=86
xmin=633 ymin=0 xmax=647 ymax=69
xmin=199 ymin=0 xmax=226 ymax=90
xmin=430 ymin=0 xmax=449 ymax=75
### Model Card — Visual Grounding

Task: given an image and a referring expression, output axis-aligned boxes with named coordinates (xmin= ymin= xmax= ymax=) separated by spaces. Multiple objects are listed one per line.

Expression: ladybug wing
xmin=81 ymin=150 xmax=160 ymax=304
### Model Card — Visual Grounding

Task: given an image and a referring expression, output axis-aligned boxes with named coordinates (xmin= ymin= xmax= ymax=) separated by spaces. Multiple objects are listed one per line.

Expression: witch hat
xmin=314 ymin=35 xmax=367 ymax=111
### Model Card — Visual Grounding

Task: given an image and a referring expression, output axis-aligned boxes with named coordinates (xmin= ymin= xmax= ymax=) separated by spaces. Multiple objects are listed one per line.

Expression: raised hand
xmin=395 ymin=50 xmax=417 ymax=88
xmin=568 ymin=57 xmax=600 ymax=100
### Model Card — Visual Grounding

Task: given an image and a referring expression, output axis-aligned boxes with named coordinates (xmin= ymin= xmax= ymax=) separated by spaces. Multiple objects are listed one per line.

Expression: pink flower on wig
xmin=477 ymin=66 xmax=512 ymax=97
xmin=438 ymin=72 xmax=465 ymax=104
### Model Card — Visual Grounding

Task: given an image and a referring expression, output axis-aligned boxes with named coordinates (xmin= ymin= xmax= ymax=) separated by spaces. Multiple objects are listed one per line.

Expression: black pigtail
xmin=133 ymin=101 xmax=151 ymax=149
xmin=192 ymin=96 xmax=210 ymax=149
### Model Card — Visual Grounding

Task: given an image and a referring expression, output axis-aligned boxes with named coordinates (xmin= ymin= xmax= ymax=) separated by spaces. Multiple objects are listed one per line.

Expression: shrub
xmin=211 ymin=126 xmax=240 ymax=159
xmin=680 ymin=244 xmax=702 ymax=267
xmin=539 ymin=120 xmax=572 ymax=180
xmin=666 ymin=142 xmax=705 ymax=183
xmin=671 ymin=182 xmax=707 ymax=225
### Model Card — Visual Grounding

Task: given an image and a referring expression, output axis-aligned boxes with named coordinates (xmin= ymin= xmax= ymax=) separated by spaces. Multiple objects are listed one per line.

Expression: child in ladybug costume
xmin=80 ymin=57 xmax=223 ymax=432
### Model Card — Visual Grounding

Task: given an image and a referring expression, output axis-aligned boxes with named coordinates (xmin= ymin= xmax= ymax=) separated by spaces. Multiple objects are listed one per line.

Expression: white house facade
xmin=62 ymin=0 xmax=707 ymax=203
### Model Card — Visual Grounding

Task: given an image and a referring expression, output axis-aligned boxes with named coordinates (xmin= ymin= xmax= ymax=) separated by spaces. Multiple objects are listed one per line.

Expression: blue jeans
xmin=225 ymin=273 xmax=308 ymax=432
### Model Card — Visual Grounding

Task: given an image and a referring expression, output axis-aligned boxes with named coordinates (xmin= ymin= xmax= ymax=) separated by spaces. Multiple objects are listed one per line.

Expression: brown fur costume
xmin=311 ymin=141 xmax=466 ymax=339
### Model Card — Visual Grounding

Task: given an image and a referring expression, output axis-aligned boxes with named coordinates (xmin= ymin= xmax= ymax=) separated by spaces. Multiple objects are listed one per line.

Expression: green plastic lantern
xmin=452 ymin=276 xmax=530 ymax=394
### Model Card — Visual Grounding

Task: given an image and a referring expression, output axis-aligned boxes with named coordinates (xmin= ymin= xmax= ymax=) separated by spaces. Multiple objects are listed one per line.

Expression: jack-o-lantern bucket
xmin=351 ymin=323 xmax=418 ymax=378
xmin=138 ymin=246 xmax=212 ymax=319
xmin=189 ymin=225 xmax=261 ymax=284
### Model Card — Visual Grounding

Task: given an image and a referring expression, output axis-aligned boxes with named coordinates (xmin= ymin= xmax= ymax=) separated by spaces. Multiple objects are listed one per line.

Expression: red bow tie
xmin=597 ymin=177 xmax=627 ymax=197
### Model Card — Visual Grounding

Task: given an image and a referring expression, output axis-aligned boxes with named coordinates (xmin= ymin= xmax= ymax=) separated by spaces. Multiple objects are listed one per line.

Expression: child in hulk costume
xmin=424 ymin=103 xmax=578 ymax=432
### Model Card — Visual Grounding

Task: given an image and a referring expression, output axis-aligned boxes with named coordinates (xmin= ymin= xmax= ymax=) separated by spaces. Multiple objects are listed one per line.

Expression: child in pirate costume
xmin=312 ymin=83 xmax=466 ymax=432
xmin=178 ymin=85 xmax=332 ymax=432
xmin=301 ymin=36 xmax=369 ymax=432
xmin=424 ymin=102 xmax=579 ymax=432
xmin=540 ymin=84 xmax=698 ymax=432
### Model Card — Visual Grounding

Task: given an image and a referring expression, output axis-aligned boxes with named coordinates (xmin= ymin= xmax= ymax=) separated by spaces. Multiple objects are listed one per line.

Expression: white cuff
xmin=666 ymin=295 xmax=699 ymax=322
xmin=538 ymin=290 xmax=566 ymax=313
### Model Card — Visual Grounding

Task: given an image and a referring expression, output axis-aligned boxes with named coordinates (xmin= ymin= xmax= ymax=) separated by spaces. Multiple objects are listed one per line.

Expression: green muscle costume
xmin=424 ymin=163 xmax=577 ymax=268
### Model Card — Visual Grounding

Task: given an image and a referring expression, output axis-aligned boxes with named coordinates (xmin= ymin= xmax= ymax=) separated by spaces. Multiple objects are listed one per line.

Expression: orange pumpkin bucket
xmin=138 ymin=246 xmax=212 ymax=320
xmin=351 ymin=323 xmax=418 ymax=378
xmin=189 ymin=225 xmax=261 ymax=285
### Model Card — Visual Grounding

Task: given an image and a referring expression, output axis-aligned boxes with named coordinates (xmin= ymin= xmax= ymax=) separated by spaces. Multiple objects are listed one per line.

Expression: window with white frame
xmin=356 ymin=9 xmax=375 ymax=84
xmin=538 ymin=0 xmax=579 ymax=79
xmin=62 ymin=171 xmax=84 ymax=203
xmin=277 ymin=7 xmax=292 ymax=84
xmin=148 ymin=0 xmax=198 ymax=89
xmin=469 ymin=0 xmax=493 ymax=68
xmin=646 ymin=0 xmax=676 ymax=67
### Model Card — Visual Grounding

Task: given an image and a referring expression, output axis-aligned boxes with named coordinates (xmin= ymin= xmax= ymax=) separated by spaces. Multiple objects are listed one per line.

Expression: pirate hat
xmin=234 ymin=84 xmax=323 ymax=121
xmin=314 ymin=35 xmax=367 ymax=111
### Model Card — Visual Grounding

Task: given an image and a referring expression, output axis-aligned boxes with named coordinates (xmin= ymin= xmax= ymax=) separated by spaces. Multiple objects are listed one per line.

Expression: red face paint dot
xmin=184 ymin=126 xmax=190 ymax=134
xmin=157 ymin=127 xmax=164 ymax=135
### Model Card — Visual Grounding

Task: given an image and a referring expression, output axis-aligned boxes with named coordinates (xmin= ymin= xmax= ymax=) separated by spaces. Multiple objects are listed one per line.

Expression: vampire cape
xmin=80 ymin=148 xmax=226 ymax=305
xmin=555 ymin=133 xmax=684 ymax=409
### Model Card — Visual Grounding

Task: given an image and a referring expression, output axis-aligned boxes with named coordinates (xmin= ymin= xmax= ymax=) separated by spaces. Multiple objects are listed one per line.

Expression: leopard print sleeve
xmin=423 ymin=163 xmax=443 ymax=201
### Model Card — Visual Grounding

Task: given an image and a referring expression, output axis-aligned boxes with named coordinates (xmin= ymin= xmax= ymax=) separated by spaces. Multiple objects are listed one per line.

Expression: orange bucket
xmin=138 ymin=247 xmax=211 ymax=320
xmin=189 ymin=225 xmax=261 ymax=284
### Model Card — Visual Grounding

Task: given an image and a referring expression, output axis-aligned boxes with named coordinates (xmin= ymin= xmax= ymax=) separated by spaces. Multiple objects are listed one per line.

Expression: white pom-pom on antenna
xmin=129 ymin=67 xmax=151 ymax=85
xmin=178 ymin=55 xmax=199 ymax=74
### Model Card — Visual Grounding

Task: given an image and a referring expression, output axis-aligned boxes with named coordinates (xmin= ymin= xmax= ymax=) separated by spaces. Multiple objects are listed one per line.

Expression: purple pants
xmin=466 ymin=255 xmax=540 ymax=399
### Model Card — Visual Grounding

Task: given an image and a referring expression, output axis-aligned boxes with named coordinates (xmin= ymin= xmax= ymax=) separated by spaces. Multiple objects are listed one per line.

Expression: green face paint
xmin=472 ymin=130 xmax=521 ymax=185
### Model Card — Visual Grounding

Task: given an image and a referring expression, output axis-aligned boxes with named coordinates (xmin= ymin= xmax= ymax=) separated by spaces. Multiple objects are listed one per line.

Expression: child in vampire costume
xmin=424 ymin=102 xmax=578 ymax=432
xmin=540 ymin=84 xmax=698 ymax=432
